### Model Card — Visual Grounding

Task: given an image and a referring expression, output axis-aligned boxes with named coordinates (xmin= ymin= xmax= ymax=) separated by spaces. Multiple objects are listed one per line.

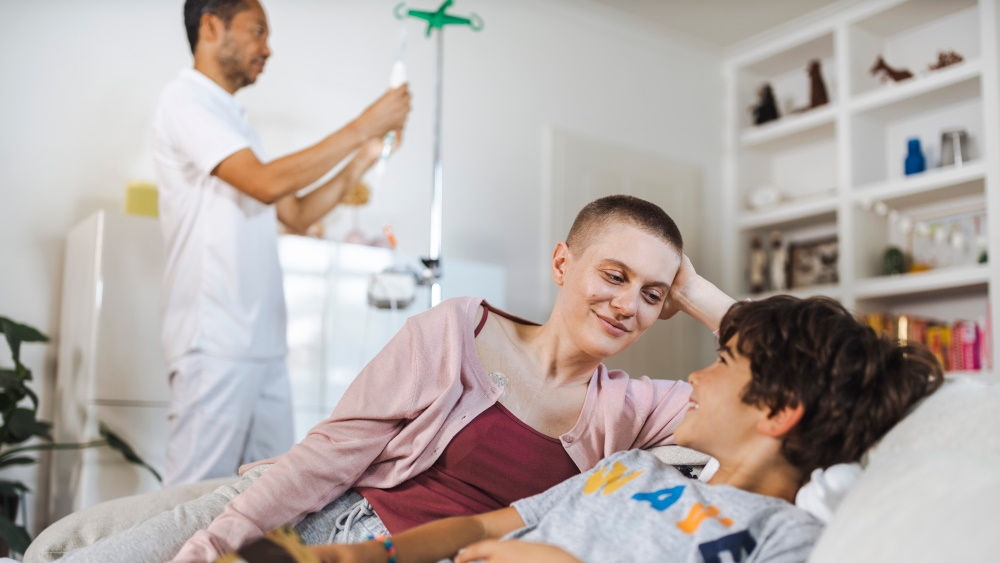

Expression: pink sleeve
xmin=628 ymin=376 xmax=693 ymax=449
xmin=173 ymin=306 xmax=454 ymax=561
xmin=568 ymin=369 xmax=692 ymax=471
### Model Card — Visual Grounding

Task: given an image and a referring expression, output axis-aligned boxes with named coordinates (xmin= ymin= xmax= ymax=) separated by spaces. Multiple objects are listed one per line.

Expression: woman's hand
xmin=454 ymin=539 xmax=581 ymax=563
xmin=660 ymin=253 xmax=696 ymax=320
xmin=659 ymin=253 xmax=736 ymax=331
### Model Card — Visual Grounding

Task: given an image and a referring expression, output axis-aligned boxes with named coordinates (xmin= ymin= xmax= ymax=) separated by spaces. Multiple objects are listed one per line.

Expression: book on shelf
xmin=861 ymin=310 xmax=991 ymax=373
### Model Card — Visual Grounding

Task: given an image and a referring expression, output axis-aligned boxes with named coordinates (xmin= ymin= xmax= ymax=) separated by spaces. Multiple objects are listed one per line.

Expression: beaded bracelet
xmin=371 ymin=534 xmax=397 ymax=563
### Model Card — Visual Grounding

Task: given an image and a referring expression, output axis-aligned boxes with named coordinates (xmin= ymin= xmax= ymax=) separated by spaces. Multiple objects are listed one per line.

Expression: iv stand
xmin=394 ymin=1 xmax=482 ymax=307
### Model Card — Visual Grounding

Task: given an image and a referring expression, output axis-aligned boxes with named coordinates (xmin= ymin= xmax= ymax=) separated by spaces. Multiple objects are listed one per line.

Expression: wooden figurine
xmin=792 ymin=59 xmax=829 ymax=113
xmin=929 ymin=50 xmax=963 ymax=71
xmin=768 ymin=231 xmax=788 ymax=292
xmin=870 ymin=55 xmax=913 ymax=82
xmin=751 ymin=83 xmax=780 ymax=125
xmin=749 ymin=235 xmax=767 ymax=294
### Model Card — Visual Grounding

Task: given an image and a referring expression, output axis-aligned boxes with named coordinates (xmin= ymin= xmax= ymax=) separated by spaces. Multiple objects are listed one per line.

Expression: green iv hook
xmin=394 ymin=0 xmax=484 ymax=36
xmin=392 ymin=1 xmax=482 ymax=308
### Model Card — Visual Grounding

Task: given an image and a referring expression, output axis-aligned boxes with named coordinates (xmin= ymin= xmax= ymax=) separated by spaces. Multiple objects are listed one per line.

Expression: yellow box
xmin=124 ymin=180 xmax=158 ymax=218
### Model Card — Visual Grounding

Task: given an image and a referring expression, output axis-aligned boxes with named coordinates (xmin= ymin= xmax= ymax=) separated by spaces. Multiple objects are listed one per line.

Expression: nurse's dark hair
xmin=565 ymin=194 xmax=683 ymax=253
xmin=184 ymin=0 xmax=250 ymax=54
xmin=718 ymin=295 xmax=943 ymax=482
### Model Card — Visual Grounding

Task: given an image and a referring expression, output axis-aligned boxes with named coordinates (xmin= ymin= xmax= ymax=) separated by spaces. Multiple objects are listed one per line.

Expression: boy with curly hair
xmin=308 ymin=295 xmax=943 ymax=563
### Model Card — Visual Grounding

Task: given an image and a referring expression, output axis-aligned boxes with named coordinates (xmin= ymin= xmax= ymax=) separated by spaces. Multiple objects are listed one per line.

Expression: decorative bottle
xmin=904 ymin=137 xmax=926 ymax=176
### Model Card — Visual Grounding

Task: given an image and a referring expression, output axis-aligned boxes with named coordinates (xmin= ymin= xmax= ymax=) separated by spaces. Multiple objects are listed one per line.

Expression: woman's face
xmin=553 ymin=223 xmax=681 ymax=360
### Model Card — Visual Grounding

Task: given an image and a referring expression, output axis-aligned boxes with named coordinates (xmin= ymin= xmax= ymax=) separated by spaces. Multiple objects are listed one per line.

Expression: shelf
xmin=745 ymin=283 xmax=842 ymax=302
xmin=738 ymin=195 xmax=838 ymax=230
xmin=726 ymin=0 xmax=995 ymax=372
xmin=851 ymin=162 xmax=986 ymax=208
xmin=850 ymin=60 xmax=982 ymax=119
xmin=738 ymin=31 xmax=835 ymax=76
xmin=739 ymin=104 xmax=836 ymax=151
xmin=853 ymin=0 xmax=977 ymax=38
xmin=853 ymin=263 xmax=990 ymax=300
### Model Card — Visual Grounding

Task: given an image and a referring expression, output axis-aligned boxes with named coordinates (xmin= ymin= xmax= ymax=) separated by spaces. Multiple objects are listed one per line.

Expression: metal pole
xmin=427 ymin=27 xmax=444 ymax=307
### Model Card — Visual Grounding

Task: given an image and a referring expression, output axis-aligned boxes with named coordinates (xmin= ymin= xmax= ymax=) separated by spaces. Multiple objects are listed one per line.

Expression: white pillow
xmin=795 ymin=463 xmax=862 ymax=523
xmin=808 ymin=375 xmax=1000 ymax=562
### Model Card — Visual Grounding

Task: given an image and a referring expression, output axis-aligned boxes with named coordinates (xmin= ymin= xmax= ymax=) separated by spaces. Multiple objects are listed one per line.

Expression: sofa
xmin=24 ymin=375 xmax=999 ymax=562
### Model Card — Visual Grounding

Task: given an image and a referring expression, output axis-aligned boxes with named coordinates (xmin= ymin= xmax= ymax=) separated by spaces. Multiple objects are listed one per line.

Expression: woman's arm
xmin=660 ymin=254 xmax=735 ymax=331
xmin=310 ymin=507 xmax=525 ymax=563
xmin=174 ymin=304 xmax=460 ymax=561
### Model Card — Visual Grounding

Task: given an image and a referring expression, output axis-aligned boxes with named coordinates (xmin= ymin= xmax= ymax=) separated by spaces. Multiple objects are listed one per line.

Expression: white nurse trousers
xmin=164 ymin=353 xmax=294 ymax=487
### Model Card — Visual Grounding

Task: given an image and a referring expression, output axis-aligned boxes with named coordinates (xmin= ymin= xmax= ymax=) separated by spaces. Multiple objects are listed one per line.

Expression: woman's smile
xmin=594 ymin=311 xmax=630 ymax=336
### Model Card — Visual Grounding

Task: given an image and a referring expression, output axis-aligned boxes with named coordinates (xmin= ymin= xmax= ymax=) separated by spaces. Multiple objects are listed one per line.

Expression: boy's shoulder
xmin=601 ymin=449 xmax=684 ymax=475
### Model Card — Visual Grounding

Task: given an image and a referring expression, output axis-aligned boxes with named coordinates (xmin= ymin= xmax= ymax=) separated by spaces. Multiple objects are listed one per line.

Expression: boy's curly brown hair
xmin=718 ymin=295 xmax=943 ymax=481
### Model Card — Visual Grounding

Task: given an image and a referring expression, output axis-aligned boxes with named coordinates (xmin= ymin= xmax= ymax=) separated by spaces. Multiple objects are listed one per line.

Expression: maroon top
xmin=358 ymin=402 xmax=580 ymax=533
xmin=357 ymin=305 xmax=579 ymax=533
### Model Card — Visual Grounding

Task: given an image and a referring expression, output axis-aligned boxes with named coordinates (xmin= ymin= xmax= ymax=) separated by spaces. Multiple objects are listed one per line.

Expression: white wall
xmin=0 ymin=0 xmax=723 ymax=532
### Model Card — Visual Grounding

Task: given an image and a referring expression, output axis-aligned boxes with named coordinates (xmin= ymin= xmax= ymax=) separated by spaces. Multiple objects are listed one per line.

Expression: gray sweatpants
xmin=61 ymin=465 xmax=389 ymax=562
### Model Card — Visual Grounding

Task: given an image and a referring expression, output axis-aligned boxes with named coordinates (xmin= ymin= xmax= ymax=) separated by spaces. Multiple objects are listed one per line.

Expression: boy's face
xmin=552 ymin=223 xmax=681 ymax=361
xmin=674 ymin=335 xmax=769 ymax=458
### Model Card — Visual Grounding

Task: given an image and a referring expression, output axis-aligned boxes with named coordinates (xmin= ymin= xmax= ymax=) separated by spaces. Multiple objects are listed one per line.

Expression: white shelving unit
xmin=723 ymin=0 xmax=1000 ymax=375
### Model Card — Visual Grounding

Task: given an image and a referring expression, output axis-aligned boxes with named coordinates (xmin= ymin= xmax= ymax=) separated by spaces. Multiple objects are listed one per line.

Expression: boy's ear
xmin=759 ymin=403 xmax=804 ymax=438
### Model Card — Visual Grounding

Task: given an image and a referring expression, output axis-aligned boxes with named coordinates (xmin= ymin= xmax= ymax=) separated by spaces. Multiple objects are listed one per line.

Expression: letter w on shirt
xmin=583 ymin=461 xmax=644 ymax=495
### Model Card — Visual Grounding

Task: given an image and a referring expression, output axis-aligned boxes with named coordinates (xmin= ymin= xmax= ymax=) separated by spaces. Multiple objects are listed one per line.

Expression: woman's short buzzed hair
xmin=719 ymin=295 xmax=944 ymax=481
xmin=565 ymin=194 xmax=683 ymax=253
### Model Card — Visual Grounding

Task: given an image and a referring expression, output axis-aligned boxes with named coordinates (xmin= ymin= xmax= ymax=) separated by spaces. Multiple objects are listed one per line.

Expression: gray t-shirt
xmin=508 ymin=449 xmax=823 ymax=563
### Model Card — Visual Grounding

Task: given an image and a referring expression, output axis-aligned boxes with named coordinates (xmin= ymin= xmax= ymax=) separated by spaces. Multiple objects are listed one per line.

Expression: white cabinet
xmin=723 ymin=0 xmax=999 ymax=375
xmin=49 ymin=211 xmax=169 ymax=520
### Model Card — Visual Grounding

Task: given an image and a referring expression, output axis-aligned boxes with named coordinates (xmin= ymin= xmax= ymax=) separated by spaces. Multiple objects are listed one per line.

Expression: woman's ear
xmin=551 ymin=242 xmax=570 ymax=286
xmin=759 ymin=403 xmax=804 ymax=438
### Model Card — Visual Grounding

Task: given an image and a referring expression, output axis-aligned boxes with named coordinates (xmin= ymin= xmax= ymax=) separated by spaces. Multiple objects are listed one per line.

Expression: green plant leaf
xmin=0 ymin=456 xmax=36 ymax=469
xmin=0 ymin=369 xmax=18 ymax=389
xmin=0 ymin=317 xmax=45 ymax=368
xmin=5 ymin=408 xmax=52 ymax=444
xmin=0 ymin=439 xmax=103 ymax=466
xmin=0 ymin=316 xmax=49 ymax=344
xmin=21 ymin=384 xmax=38 ymax=412
xmin=0 ymin=515 xmax=31 ymax=556
xmin=0 ymin=480 xmax=29 ymax=495
xmin=0 ymin=317 xmax=20 ymax=366
xmin=0 ymin=368 xmax=26 ymax=403
xmin=100 ymin=425 xmax=162 ymax=483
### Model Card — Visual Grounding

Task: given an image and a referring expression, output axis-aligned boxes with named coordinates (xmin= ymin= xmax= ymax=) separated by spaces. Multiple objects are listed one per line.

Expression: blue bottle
xmin=904 ymin=138 xmax=926 ymax=175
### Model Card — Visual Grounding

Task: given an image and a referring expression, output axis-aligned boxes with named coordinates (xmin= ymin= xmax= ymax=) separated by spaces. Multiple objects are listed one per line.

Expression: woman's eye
xmin=604 ymin=272 xmax=624 ymax=283
xmin=643 ymin=292 xmax=662 ymax=304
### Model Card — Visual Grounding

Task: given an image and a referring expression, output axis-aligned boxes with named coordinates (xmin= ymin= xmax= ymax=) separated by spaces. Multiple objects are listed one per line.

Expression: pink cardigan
xmin=175 ymin=297 xmax=692 ymax=561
